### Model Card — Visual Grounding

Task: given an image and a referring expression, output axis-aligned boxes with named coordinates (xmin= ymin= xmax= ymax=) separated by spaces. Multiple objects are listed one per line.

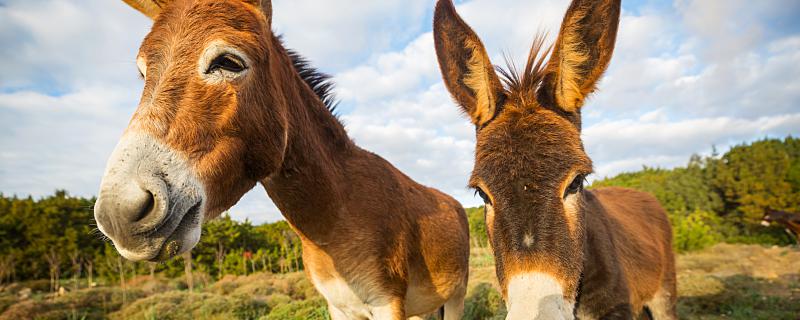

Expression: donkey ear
xmin=243 ymin=0 xmax=272 ymax=25
xmin=122 ymin=0 xmax=170 ymax=20
xmin=261 ymin=0 xmax=272 ymax=25
xmin=433 ymin=0 xmax=504 ymax=127
xmin=123 ymin=0 xmax=272 ymax=24
xmin=538 ymin=0 xmax=621 ymax=112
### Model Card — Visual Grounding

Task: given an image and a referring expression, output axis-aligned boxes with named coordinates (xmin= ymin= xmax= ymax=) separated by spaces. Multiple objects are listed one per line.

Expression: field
xmin=0 ymin=243 xmax=797 ymax=320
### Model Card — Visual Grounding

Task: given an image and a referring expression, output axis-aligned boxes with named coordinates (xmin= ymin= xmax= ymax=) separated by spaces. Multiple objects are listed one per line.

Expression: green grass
xmin=678 ymin=275 xmax=800 ymax=319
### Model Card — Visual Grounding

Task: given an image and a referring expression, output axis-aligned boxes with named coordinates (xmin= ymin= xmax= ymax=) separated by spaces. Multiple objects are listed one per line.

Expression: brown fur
xmin=119 ymin=0 xmax=469 ymax=318
xmin=433 ymin=0 xmax=677 ymax=318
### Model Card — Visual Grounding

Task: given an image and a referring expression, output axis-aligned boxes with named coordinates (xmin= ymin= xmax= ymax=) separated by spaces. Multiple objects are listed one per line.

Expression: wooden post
xmin=118 ymin=256 xmax=126 ymax=306
xmin=86 ymin=259 xmax=93 ymax=288
xmin=183 ymin=251 xmax=193 ymax=292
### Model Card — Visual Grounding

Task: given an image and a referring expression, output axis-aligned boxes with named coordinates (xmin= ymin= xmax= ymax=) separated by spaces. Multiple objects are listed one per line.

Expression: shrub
xmin=260 ymin=297 xmax=328 ymax=320
xmin=723 ymin=230 xmax=794 ymax=246
xmin=671 ymin=210 xmax=723 ymax=252
xmin=463 ymin=282 xmax=505 ymax=320
xmin=109 ymin=291 xmax=267 ymax=320
xmin=0 ymin=287 xmax=146 ymax=320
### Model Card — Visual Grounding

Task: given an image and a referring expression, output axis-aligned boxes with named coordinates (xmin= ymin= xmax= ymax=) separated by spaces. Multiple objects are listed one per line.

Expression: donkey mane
xmin=284 ymin=43 xmax=340 ymax=115
xmin=496 ymin=33 xmax=551 ymax=106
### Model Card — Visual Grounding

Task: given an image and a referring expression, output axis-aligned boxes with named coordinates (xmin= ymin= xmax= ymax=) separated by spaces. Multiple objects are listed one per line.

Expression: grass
xmin=0 ymin=243 xmax=797 ymax=319
xmin=675 ymin=243 xmax=800 ymax=319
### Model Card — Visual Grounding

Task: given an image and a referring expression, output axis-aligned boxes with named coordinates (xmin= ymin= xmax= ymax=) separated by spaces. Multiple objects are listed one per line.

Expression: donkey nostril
xmin=133 ymin=191 xmax=156 ymax=222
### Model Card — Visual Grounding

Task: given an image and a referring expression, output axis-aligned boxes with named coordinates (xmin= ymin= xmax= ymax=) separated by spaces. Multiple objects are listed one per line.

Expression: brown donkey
xmin=762 ymin=209 xmax=800 ymax=243
xmin=433 ymin=0 xmax=676 ymax=319
xmin=93 ymin=1 xmax=469 ymax=318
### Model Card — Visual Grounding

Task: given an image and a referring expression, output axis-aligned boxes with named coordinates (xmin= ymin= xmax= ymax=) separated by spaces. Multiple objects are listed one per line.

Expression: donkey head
xmin=762 ymin=208 xmax=797 ymax=226
xmin=94 ymin=0 xmax=289 ymax=261
xmin=434 ymin=0 xmax=620 ymax=318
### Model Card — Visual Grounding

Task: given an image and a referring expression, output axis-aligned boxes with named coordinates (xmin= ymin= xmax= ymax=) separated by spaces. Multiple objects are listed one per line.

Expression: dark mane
xmin=286 ymin=49 xmax=340 ymax=115
xmin=496 ymin=33 xmax=551 ymax=106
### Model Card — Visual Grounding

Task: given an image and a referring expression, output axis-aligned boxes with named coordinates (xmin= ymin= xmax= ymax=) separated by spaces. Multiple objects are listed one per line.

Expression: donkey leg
xmin=644 ymin=287 xmax=677 ymax=320
xmin=327 ymin=303 xmax=350 ymax=320
xmin=443 ymin=285 xmax=466 ymax=320
xmin=371 ymin=298 xmax=406 ymax=320
xmin=647 ymin=247 xmax=678 ymax=320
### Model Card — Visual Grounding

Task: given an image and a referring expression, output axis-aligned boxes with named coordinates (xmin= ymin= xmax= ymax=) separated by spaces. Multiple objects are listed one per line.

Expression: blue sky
xmin=1 ymin=0 xmax=799 ymax=223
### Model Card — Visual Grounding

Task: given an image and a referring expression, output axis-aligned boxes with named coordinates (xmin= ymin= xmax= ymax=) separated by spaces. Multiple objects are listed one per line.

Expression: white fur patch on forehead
xmin=523 ymin=233 xmax=534 ymax=247
xmin=198 ymin=40 xmax=251 ymax=84
xmin=506 ymin=272 xmax=574 ymax=320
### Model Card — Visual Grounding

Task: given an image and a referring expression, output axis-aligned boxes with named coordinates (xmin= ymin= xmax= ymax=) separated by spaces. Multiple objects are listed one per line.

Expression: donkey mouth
xmin=149 ymin=201 xmax=202 ymax=262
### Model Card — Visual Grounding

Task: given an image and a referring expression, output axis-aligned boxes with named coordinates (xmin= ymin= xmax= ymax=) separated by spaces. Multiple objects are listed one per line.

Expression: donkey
xmin=762 ymin=209 xmax=800 ymax=243
xmin=433 ymin=0 xmax=676 ymax=319
xmin=93 ymin=1 xmax=469 ymax=318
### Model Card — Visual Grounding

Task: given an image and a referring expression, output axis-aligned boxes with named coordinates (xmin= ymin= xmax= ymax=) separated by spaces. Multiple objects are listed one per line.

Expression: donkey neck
xmin=260 ymin=45 xmax=356 ymax=243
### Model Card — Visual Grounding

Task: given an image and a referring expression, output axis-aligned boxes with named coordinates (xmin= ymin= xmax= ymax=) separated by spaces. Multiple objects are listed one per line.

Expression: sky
xmin=1 ymin=0 xmax=799 ymax=223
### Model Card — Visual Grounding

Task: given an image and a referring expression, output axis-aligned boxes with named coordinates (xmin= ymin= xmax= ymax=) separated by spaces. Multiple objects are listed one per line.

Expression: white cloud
xmin=0 ymin=0 xmax=149 ymax=90
xmin=336 ymin=33 xmax=439 ymax=104
xmin=589 ymin=1 xmax=800 ymax=120
xmin=455 ymin=0 xmax=568 ymax=60
xmin=272 ymin=0 xmax=431 ymax=71
xmin=0 ymin=87 xmax=134 ymax=197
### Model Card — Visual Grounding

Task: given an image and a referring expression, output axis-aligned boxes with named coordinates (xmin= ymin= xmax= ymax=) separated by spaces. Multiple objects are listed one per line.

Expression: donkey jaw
xmin=505 ymin=272 xmax=575 ymax=320
xmin=94 ymin=133 xmax=206 ymax=261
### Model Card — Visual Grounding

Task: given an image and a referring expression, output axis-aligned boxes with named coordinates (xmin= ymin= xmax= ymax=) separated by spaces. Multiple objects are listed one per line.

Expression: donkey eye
xmin=207 ymin=54 xmax=246 ymax=74
xmin=475 ymin=188 xmax=491 ymax=205
xmin=565 ymin=174 xmax=585 ymax=198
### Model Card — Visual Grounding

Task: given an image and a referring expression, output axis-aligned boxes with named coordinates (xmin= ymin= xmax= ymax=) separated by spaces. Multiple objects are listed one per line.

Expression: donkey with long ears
xmin=433 ymin=0 xmax=676 ymax=319
xmin=93 ymin=0 xmax=469 ymax=318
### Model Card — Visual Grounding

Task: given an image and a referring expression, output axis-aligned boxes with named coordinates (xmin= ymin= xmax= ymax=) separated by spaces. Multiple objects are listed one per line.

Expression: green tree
xmin=465 ymin=206 xmax=489 ymax=248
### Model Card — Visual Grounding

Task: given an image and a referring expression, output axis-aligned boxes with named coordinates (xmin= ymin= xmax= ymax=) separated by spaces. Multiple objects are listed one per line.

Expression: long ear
xmin=433 ymin=0 xmax=504 ymax=127
xmin=122 ymin=0 xmax=169 ymax=19
xmin=538 ymin=0 xmax=621 ymax=112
